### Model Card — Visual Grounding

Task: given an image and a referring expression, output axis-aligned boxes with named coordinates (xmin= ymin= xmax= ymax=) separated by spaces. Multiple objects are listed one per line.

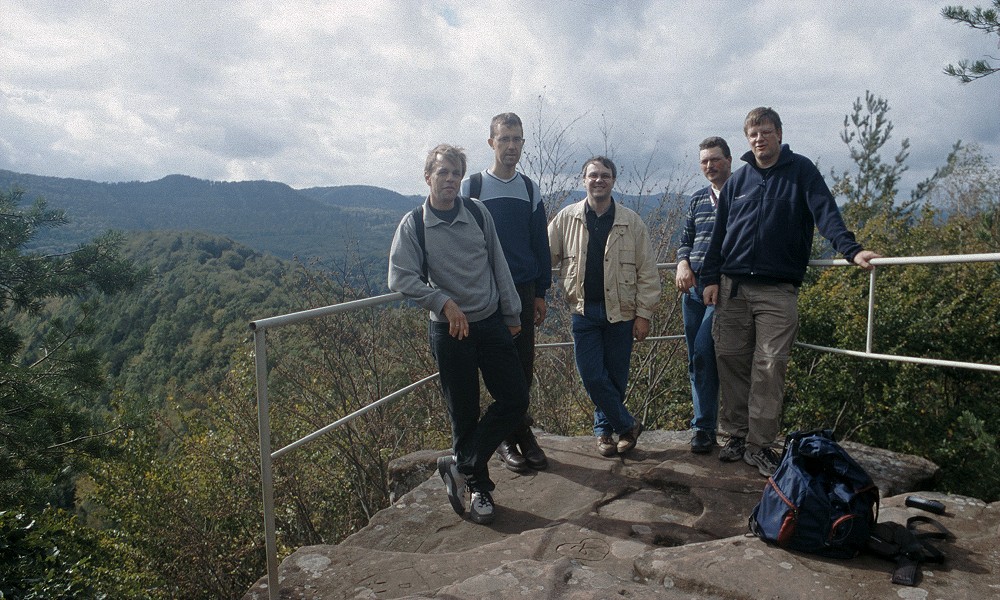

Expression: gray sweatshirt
xmin=388 ymin=197 xmax=521 ymax=326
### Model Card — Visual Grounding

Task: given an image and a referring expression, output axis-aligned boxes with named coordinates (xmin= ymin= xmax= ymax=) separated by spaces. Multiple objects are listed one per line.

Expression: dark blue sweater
xmin=701 ymin=144 xmax=863 ymax=287
xmin=461 ymin=170 xmax=551 ymax=298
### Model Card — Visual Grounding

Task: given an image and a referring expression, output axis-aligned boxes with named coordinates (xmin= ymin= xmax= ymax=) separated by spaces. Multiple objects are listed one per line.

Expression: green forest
xmin=2 ymin=93 xmax=999 ymax=599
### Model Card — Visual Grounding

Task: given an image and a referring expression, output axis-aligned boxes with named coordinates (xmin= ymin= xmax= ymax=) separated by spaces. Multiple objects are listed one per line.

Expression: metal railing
xmin=248 ymin=252 xmax=1000 ymax=598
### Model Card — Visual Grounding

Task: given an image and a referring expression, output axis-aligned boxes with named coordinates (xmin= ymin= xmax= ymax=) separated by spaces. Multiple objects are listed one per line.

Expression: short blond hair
xmin=424 ymin=144 xmax=467 ymax=177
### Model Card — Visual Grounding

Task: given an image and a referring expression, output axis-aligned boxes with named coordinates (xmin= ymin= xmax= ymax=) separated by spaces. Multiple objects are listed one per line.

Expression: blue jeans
xmin=429 ymin=311 xmax=529 ymax=492
xmin=683 ymin=285 xmax=719 ymax=436
xmin=571 ymin=301 xmax=638 ymax=437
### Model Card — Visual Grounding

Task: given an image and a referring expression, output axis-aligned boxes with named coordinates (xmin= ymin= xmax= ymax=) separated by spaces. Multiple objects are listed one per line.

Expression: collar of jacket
xmin=741 ymin=143 xmax=794 ymax=171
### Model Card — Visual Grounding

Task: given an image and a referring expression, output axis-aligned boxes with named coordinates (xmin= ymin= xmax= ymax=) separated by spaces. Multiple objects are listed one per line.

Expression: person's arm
xmin=675 ymin=260 xmax=695 ymax=292
xmin=633 ymin=219 xmax=662 ymax=323
xmin=547 ymin=213 xmax=564 ymax=269
xmin=675 ymin=198 xmax=697 ymax=291
xmin=803 ymin=164 xmax=865 ymax=261
xmin=700 ymin=182 xmax=730 ymax=290
xmin=529 ymin=179 xmax=550 ymax=324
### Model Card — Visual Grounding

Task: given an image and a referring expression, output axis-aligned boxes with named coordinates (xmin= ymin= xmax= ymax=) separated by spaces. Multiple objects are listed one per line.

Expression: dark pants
xmin=429 ymin=310 xmax=529 ymax=492
xmin=513 ymin=283 xmax=537 ymax=389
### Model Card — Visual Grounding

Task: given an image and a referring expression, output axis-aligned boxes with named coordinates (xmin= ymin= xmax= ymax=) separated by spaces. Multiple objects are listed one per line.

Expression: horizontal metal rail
xmin=250 ymin=252 xmax=999 ymax=599
xmin=272 ymin=373 xmax=440 ymax=460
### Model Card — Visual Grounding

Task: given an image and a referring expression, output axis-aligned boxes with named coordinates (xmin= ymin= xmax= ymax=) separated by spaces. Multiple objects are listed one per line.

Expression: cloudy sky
xmin=2 ymin=1 xmax=998 ymax=197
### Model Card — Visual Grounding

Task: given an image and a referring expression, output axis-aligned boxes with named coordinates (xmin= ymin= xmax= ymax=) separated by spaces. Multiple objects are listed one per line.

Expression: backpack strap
xmin=907 ymin=515 xmax=951 ymax=564
xmin=519 ymin=172 xmax=535 ymax=203
xmin=411 ymin=205 xmax=429 ymax=283
xmin=411 ymin=198 xmax=486 ymax=284
xmin=468 ymin=172 xmax=483 ymax=200
xmin=867 ymin=517 xmax=952 ymax=586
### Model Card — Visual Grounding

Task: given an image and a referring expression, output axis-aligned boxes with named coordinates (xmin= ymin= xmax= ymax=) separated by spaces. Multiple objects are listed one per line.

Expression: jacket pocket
xmin=712 ymin=278 xmax=753 ymax=354
xmin=616 ymin=249 xmax=637 ymax=312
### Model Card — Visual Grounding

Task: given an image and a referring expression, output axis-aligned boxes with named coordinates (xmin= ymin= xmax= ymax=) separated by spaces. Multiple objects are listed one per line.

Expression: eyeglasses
xmin=585 ymin=173 xmax=614 ymax=181
xmin=494 ymin=136 xmax=524 ymax=145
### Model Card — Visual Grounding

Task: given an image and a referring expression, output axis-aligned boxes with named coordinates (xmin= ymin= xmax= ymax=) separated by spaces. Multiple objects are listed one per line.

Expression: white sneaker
xmin=436 ymin=455 xmax=466 ymax=515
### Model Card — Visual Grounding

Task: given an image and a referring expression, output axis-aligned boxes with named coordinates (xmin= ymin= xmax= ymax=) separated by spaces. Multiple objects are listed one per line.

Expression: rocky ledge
xmin=244 ymin=430 xmax=999 ymax=599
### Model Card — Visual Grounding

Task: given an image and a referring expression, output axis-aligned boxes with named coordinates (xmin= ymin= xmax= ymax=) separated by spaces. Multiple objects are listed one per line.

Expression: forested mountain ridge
xmin=0 ymin=169 xmax=423 ymax=270
xmin=16 ymin=230 xmax=306 ymax=409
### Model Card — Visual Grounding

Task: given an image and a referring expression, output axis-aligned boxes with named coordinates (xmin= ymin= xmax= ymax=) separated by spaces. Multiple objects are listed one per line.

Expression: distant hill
xmin=0 ymin=170 xmax=423 ymax=277
xmin=1 ymin=169 xmax=687 ymax=280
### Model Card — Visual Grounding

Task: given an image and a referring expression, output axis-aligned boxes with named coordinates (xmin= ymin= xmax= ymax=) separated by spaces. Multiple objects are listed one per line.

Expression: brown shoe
xmin=597 ymin=435 xmax=617 ymax=457
xmin=496 ymin=438 xmax=529 ymax=472
xmin=617 ymin=422 xmax=643 ymax=454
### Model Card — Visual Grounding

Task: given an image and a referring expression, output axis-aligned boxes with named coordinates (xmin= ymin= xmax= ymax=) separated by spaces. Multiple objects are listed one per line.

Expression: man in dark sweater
xmin=461 ymin=112 xmax=550 ymax=473
xmin=701 ymin=107 xmax=880 ymax=476
xmin=388 ymin=144 xmax=528 ymax=524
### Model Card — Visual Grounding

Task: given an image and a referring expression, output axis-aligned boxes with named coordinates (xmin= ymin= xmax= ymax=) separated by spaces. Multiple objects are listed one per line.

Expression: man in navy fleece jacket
xmin=701 ymin=107 xmax=881 ymax=477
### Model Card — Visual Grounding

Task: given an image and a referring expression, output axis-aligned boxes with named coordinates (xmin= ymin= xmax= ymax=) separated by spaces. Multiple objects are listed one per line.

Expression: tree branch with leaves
xmin=943 ymin=1 xmax=1000 ymax=82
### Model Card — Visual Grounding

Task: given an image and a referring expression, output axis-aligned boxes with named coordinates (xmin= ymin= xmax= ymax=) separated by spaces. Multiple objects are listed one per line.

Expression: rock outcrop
xmin=244 ymin=430 xmax=999 ymax=599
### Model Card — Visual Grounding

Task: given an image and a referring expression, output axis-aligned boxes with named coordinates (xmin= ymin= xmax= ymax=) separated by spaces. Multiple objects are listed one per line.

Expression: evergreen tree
xmin=1 ymin=188 xmax=145 ymax=507
xmin=943 ymin=1 xmax=1000 ymax=82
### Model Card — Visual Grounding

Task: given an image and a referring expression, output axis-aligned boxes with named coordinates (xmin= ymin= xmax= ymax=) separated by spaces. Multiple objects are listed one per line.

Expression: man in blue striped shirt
xmin=675 ymin=137 xmax=731 ymax=454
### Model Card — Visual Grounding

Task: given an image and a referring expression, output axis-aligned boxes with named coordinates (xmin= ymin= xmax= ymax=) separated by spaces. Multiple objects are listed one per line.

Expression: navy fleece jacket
xmin=701 ymin=144 xmax=863 ymax=287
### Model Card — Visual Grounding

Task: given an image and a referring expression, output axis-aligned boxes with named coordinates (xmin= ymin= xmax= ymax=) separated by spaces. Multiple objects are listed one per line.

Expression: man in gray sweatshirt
xmin=388 ymin=143 xmax=529 ymax=525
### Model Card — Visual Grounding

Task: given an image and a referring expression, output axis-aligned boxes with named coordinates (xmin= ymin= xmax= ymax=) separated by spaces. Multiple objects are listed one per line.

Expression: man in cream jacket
xmin=548 ymin=156 xmax=661 ymax=457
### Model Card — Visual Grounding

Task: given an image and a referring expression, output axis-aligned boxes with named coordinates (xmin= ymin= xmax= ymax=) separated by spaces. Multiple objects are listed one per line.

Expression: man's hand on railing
xmin=853 ymin=250 xmax=882 ymax=271
xmin=442 ymin=299 xmax=469 ymax=340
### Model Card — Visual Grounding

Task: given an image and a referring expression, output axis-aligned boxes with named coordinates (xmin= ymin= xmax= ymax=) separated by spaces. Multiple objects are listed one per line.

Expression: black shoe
xmin=691 ymin=430 xmax=714 ymax=454
xmin=516 ymin=427 xmax=548 ymax=470
xmin=496 ymin=438 xmax=529 ymax=473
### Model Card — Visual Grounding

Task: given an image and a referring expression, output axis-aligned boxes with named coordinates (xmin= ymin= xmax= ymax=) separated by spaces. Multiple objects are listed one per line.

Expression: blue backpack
xmin=749 ymin=429 xmax=880 ymax=558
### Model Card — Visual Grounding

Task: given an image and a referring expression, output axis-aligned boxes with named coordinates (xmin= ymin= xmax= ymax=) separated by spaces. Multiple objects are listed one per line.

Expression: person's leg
xmin=474 ymin=312 xmax=530 ymax=492
xmin=508 ymin=283 xmax=547 ymax=469
xmin=572 ymin=302 xmax=636 ymax=437
xmin=693 ymin=301 xmax=719 ymax=436
xmin=745 ymin=282 xmax=799 ymax=452
xmin=684 ymin=287 xmax=718 ymax=435
xmin=713 ymin=276 xmax=754 ymax=461
xmin=428 ymin=320 xmax=481 ymax=478
xmin=513 ymin=283 xmax=536 ymax=386
xmin=601 ymin=313 xmax=636 ymax=430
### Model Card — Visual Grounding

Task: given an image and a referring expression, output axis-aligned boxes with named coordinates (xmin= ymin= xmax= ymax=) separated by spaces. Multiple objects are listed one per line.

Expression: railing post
xmin=253 ymin=329 xmax=279 ymax=600
xmin=866 ymin=266 xmax=877 ymax=354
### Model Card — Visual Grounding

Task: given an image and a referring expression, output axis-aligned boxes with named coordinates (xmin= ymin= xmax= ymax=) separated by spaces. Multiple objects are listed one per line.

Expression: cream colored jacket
xmin=548 ymin=199 xmax=661 ymax=322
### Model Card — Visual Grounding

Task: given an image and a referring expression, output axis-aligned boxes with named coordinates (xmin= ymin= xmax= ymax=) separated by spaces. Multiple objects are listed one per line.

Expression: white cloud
xmin=0 ymin=0 xmax=997 ymax=195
